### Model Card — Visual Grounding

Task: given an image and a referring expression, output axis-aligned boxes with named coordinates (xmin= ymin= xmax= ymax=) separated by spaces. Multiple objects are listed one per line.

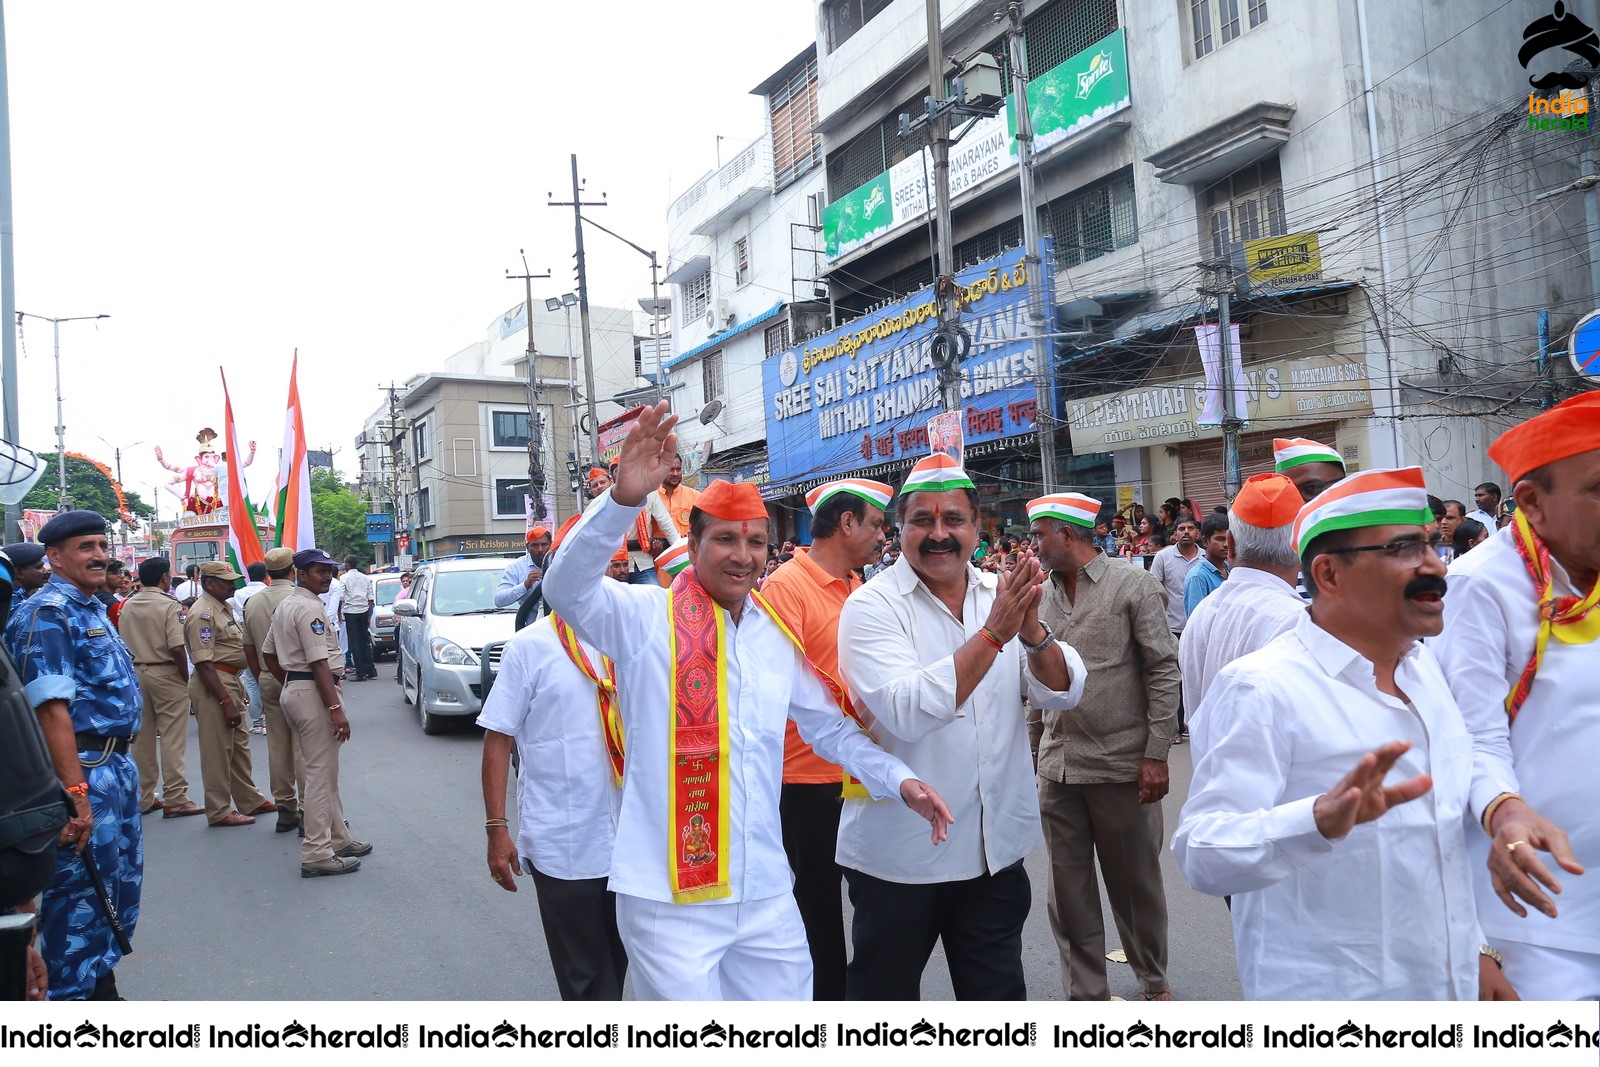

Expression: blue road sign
xmin=1569 ymin=310 xmax=1600 ymax=381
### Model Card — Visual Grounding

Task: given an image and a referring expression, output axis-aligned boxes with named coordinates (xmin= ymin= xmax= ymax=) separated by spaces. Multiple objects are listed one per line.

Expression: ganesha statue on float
xmin=156 ymin=427 xmax=254 ymax=516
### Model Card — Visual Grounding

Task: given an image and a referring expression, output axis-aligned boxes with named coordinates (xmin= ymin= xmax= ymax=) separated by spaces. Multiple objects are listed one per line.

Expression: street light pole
xmin=548 ymin=155 xmax=606 ymax=466
xmin=18 ymin=310 xmax=108 ymax=509
xmin=506 ymin=252 xmax=551 ymax=521
xmin=577 ymin=212 xmax=664 ymax=401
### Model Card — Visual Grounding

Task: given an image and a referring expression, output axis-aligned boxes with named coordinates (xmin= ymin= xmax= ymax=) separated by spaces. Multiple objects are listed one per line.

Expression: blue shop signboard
xmin=763 ymin=243 xmax=1051 ymax=489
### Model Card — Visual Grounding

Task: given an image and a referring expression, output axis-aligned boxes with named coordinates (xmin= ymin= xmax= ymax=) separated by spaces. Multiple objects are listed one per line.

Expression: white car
xmin=394 ymin=556 xmax=519 ymax=734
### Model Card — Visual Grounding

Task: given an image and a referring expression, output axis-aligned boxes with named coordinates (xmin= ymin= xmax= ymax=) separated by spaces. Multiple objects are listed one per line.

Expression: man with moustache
xmin=589 ymin=464 xmax=681 ymax=586
xmin=4 ymin=511 xmax=142 ymax=1000
xmin=759 ymin=477 xmax=894 ymax=1000
xmin=480 ymin=516 xmax=632 ymax=1000
xmin=1434 ymin=392 xmax=1600 ymax=999
xmin=542 ymin=402 xmax=953 ymax=1000
xmin=653 ymin=451 xmax=701 ymax=539
xmin=185 ymin=561 xmax=272 ymax=827
xmin=494 ymin=526 xmax=553 ymax=610
xmin=1172 ymin=468 xmax=1515 ymax=1000
xmin=834 ymin=454 xmax=1086 ymax=1000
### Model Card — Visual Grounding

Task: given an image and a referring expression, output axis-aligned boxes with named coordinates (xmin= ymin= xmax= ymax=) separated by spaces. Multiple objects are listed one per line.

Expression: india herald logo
xmin=1520 ymin=2 xmax=1599 ymax=91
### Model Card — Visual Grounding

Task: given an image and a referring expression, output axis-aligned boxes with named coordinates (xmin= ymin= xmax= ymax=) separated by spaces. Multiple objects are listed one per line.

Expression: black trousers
xmin=526 ymin=862 xmax=628 ymax=1001
xmin=344 ymin=613 xmax=374 ymax=679
xmin=779 ymin=782 xmax=845 ymax=1000
xmin=843 ymin=859 xmax=1030 ymax=1001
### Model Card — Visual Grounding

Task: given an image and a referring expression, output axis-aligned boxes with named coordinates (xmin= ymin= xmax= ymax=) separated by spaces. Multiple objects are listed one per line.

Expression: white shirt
xmin=1466 ymin=507 xmax=1496 ymax=530
xmin=495 ymin=553 xmax=543 ymax=608
xmin=1178 ymin=566 xmax=1305 ymax=745
xmin=341 ymin=569 xmax=372 ymax=613
xmin=173 ymin=579 xmax=202 ymax=602
xmin=1172 ymin=614 xmax=1482 ymax=1000
xmin=1149 ymin=544 xmax=1200 ymax=633
xmin=476 ymin=617 xmax=620 ymax=881
xmin=835 ymin=553 xmax=1086 ymax=883
xmin=1435 ymin=527 xmax=1600 ymax=954
xmin=228 ymin=580 xmax=267 ymax=623
xmin=319 ymin=577 xmax=344 ymax=623
xmin=543 ymin=491 xmax=917 ymax=905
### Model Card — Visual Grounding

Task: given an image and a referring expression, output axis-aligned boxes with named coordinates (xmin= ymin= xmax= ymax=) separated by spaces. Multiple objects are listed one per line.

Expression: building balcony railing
xmin=669 ymin=136 xmax=775 ymax=239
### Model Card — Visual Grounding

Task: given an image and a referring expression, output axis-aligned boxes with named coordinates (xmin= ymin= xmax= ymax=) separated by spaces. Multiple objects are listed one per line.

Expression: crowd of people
xmin=474 ymin=391 xmax=1600 ymax=1004
xmin=5 ymin=390 xmax=1597 ymax=1004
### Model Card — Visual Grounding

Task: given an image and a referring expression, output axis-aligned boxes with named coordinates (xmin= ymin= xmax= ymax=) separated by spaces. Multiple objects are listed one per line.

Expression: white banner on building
xmin=1194 ymin=323 xmax=1248 ymax=427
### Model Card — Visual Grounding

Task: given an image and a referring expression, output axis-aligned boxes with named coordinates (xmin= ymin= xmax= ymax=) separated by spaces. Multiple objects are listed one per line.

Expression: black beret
xmin=36 ymin=510 xmax=108 ymax=546
xmin=3 ymin=542 xmax=45 ymax=567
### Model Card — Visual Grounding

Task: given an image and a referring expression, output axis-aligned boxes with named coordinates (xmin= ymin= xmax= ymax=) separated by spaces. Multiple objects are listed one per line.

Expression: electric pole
xmin=1199 ymin=263 xmax=1245 ymax=502
xmin=506 ymin=252 xmax=551 ymax=521
xmin=548 ymin=155 xmax=606 ymax=466
xmin=926 ymin=0 xmax=961 ymax=413
xmin=1004 ymin=1 xmax=1055 ymax=492
xmin=18 ymin=310 xmax=109 ymax=509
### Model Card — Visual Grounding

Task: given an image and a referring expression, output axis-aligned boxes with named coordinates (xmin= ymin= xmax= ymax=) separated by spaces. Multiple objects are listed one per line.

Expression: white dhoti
xmin=615 ymin=892 xmax=812 ymax=1000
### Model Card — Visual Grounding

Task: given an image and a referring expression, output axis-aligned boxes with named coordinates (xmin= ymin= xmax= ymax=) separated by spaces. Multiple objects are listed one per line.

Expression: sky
xmin=2 ymin=0 xmax=816 ymax=516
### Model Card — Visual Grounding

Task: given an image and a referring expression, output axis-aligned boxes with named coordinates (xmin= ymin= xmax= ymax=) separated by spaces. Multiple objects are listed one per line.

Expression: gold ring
xmin=1506 ymin=840 xmax=1527 ymax=853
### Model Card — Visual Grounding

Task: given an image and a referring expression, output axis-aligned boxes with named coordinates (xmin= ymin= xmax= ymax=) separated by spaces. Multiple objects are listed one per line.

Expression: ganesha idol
xmin=156 ymin=427 xmax=254 ymax=516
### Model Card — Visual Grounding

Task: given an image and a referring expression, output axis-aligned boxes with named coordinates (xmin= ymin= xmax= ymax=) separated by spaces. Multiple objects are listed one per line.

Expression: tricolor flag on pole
xmin=221 ymin=369 xmax=266 ymax=572
xmin=272 ymin=351 xmax=316 ymax=550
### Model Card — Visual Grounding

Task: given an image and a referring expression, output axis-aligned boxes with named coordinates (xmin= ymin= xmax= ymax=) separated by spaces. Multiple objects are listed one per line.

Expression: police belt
xmin=74 ymin=733 xmax=133 ymax=756
xmin=209 ymin=662 xmax=243 ymax=675
xmin=285 ymin=670 xmax=317 ymax=682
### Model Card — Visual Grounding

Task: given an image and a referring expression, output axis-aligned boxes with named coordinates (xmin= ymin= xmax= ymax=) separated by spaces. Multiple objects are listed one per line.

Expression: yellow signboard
xmin=1245 ymin=232 xmax=1322 ymax=284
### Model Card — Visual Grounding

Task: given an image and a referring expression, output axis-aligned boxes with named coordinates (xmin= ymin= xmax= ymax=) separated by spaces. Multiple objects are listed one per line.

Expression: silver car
xmin=371 ymin=575 xmax=403 ymax=660
xmin=394 ymin=556 xmax=518 ymax=734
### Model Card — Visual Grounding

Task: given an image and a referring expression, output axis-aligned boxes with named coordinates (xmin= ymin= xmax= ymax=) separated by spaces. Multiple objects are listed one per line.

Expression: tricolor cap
xmin=695 ymin=479 xmax=768 ymax=521
xmin=805 ymin=478 xmax=894 ymax=515
xmin=656 ymin=541 xmax=691 ymax=577
xmin=1026 ymin=493 xmax=1102 ymax=529
xmin=1231 ymin=472 xmax=1301 ymax=529
xmin=1291 ymin=466 xmax=1432 ymax=554
xmin=901 ymin=453 xmax=975 ymax=495
xmin=1274 ymin=437 xmax=1344 ymax=474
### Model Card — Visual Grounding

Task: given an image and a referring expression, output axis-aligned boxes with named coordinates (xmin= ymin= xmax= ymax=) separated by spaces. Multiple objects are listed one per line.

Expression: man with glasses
xmin=1173 ymin=468 xmax=1515 ymax=1000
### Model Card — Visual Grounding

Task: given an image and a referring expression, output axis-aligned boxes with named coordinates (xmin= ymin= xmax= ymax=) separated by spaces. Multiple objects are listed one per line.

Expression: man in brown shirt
xmin=242 ymin=547 xmax=306 ymax=833
xmin=122 ymin=557 xmax=201 ymax=817
xmin=185 ymin=561 xmax=272 ymax=826
xmin=1027 ymin=492 xmax=1179 ymax=1001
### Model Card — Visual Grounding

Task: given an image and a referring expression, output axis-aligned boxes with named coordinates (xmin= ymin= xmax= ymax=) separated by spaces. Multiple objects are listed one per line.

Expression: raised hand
xmin=1313 ymin=740 xmax=1432 ymax=840
xmin=983 ymin=556 xmax=1046 ymax=644
xmin=611 ymin=401 xmax=679 ymax=508
xmin=900 ymin=778 xmax=955 ymax=845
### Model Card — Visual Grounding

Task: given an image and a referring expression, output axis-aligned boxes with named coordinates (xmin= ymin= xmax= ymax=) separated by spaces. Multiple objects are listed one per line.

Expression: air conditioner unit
xmin=705 ymin=299 xmax=730 ymax=330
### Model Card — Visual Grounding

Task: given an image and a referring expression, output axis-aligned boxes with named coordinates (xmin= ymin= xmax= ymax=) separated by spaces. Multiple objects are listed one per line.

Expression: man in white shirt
xmin=1466 ymin=481 xmax=1501 ymax=530
xmin=479 ymin=519 xmax=632 ymax=1000
xmin=172 ymin=564 xmax=202 ymax=606
xmin=1148 ymin=517 xmax=1200 ymax=635
xmin=542 ymin=401 xmax=953 ymax=1001
xmin=228 ymin=561 xmax=270 ymax=730
xmin=1172 ymin=467 xmax=1516 ymax=1000
xmin=1433 ymin=392 xmax=1598 ymax=1000
xmin=835 ymin=453 xmax=1086 ymax=1000
xmin=1178 ymin=473 xmax=1305 ymax=746
xmin=340 ymin=556 xmax=375 ymax=682
xmin=494 ymin=526 xmax=552 ymax=610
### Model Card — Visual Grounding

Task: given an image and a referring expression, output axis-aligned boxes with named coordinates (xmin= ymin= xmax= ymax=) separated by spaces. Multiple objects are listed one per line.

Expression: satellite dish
xmin=698 ymin=399 xmax=724 ymax=425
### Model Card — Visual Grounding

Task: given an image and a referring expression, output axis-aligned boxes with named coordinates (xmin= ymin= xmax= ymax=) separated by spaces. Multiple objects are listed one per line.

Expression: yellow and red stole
xmin=667 ymin=568 xmax=879 ymax=903
xmin=550 ymin=615 xmax=625 ymax=786
xmin=1505 ymin=509 xmax=1600 ymax=722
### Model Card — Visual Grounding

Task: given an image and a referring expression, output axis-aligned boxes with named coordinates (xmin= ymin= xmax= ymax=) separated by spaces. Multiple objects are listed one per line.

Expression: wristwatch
xmin=1022 ymin=620 xmax=1055 ymax=655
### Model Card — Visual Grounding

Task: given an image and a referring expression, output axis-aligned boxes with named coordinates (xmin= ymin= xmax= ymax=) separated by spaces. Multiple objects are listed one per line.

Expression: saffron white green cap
xmin=1026 ymin=493 xmax=1102 ymax=529
xmin=901 ymin=454 xmax=976 ymax=495
xmin=805 ymin=478 xmax=894 ymax=515
xmin=1291 ymin=466 xmax=1432 ymax=554
xmin=1273 ymin=437 xmax=1344 ymax=474
xmin=655 ymin=541 xmax=691 ymax=577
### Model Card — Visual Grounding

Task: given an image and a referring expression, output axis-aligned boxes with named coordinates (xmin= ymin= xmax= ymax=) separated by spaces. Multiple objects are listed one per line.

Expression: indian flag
xmin=221 ymin=370 xmax=266 ymax=573
xmin=1291 ymin=467 xmax=1431 ymax=553
xmin=1027 ymin=493 xmax=1102 ymax=528
xmin=805 ymin=479 xmax=894 ymax=514
xmin=901 ymin=453 xmax=975 ymax=495
xmin=1273 ymin=437 xmax=1343 ymax=473
xmin=656 ymin=541 xmax=691 ymax=577
xmin=272 ymin=351 xmax=315 ymax=550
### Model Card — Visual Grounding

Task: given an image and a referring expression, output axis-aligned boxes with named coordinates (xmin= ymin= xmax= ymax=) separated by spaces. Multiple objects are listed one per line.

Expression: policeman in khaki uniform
xmin=262 ymin=547 xmax=371 ymax=877
xmin=122 ymin=557 xmax=203 ymax=818
xmin=185 ymin=560 xmax=272 ymax=827
xmin=242 ymin=547 xmax=306 ymax=833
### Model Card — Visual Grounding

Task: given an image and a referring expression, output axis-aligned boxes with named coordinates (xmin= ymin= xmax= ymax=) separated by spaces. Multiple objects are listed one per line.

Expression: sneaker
xmin=250 ymin=723 xmax=267 ymax=735
xmin=335 ymin=840 xmax=373 ymax=858
xmin=301 ymin=856 xmax=361 ymax=878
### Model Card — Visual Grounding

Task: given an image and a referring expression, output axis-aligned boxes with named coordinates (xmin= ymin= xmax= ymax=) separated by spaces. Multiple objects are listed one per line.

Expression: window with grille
xmin=490 ymin=409 xmax=530 ymax=450
xmin=824 ymin=0 xmax=894 ymax=52
xmin=417 ymin=487 xmax=432 ymax=527
xmin=1191 ymin=0 xmax=1267 ymax=59
xmin=1046 ymin=167 xmax=1138 ymax=269
xmin=411 ymin=418 xmax=430 ymax=463
xmin=680 ymin=269 xmax=712 ymax=326
xmin=990 ymin=0 xmax=1120 ymax=83
xmin=765 ymin=320 xmax=790 ymax=357
xmin=703 ymin=350 xmax=725 ymax=404
xmin=1200 ymin=157 xmax=1285 ymax=261
xmin=734 ymin=236 xmax=751 ymax=287
xmin=769 ymin=58 xmax=822 ymax=190
xmin=493 ymin=478 xmax=527 ymax=519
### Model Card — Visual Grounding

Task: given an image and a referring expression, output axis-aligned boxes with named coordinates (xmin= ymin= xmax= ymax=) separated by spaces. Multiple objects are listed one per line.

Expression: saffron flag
xmin=272 ymin=351 xmax=316 ymax=550
xmin=221 ymin=369 xmax=266 ymax=572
